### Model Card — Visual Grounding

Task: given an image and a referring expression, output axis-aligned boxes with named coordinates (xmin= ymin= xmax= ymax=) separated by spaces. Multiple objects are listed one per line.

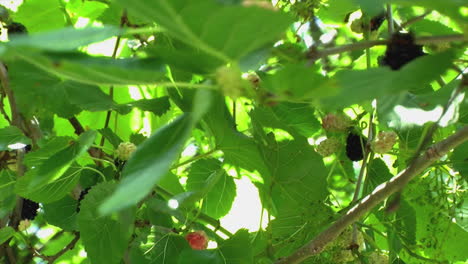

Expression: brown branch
xmin=275 ymin=125 xmax=468 ymax=264
xmin=46 ymin=232 xmax=80 ymax=263
xmin=399 ymin=10 xmax=432 ymax=29
xmin=308 ymin=34 xmax=465 ymax=61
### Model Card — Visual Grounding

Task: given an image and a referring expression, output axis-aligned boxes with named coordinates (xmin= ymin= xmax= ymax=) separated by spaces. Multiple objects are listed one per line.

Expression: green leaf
xmin=218 ymin=229 xmax=253 ymax=264
xmin=265 ymin=140 xmax=329 ymax=209
xmin=28 ymin=130 xmax=96 ymax=189
xmin=12 ymin=0 xmax=66 ymax=32
xmin=9 ymin=51 xmax=167 ymax=86
xmin=204 ymin=94 xmax=269 ymax=177
xmin=186 ymin=159 xmax=236 ymax=218
xmin=99 ymin=90 xmax=212 ymax=215
xmin=363 ymin=159 xmax=393 ymax=196
xmin=319 ymin=50 xmax=456 ymax=110
xmin=99 ymin=115 xmax=193 ymax=215
xmin=270 ymin=204 xmax=334 ymax=258
xmin=0 ymin=126 xmax=31 ymax=151
xmin=8 ymin=61 xmax=82 ymax=118
xmin=129 ymin=97 xmax=171 ymax=116
xmin=8 ymin=26 xmax=121 ymax=52
xmin=262 ymin=64 xmax=331 ymax=101
xmin=23 ymin=137 xmax=71 ymax=168
xmin=115 ymin=0 xmax=293 ymax=62
xmin=98 ymin=128 xmax=123 ymax=149
xmin=43 ymin=195 xmax=78 ymax=231
xmin=318 ymin=0 xmax=359 ymax=23
xmin=0 ymin=227 xmax=15 ymax=244
xmin=0 ymin=170 xmax=16 ymax=218
xmin=452 ymin=141 xmax=468 ymax=177
xmin=250 ymin=102 xmax=321 ymax=138
xmin=77 ymin=182 xmax=135 ymax=264
xmin=63 ymin=82 xmax=120 ymax=113
xmin=179 ymin=250 xmax=223 ymax=264
xmin=147 ymin=234 xmax=191 ymax=263
xmin=16 ymin=167 xmax=82 ymax=204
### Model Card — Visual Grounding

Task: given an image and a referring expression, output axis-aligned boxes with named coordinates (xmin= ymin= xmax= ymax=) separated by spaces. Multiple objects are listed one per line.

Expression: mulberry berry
xmin=21 ymin=199 xmax=39 ymax=220
xmin=322 ymin=113 xmax=352 ymax=132
xmin=6 ymin=22 xmax=27 ymax=36
xmin=316 ymin=137 xmax=341 ymax=157
xmin=185 ymin=231 xmax=208 ymax=250
xmin=115 ymin=142 xmax=137 ymax=161
xmin=76 ymin=187 xmax=91 ymax=212
xmin=346 ymin=132 xmax=366 ymax=161
xmin=215 ymin=65 xmax=247 ymax=99
xmin=371 ymin=131 xmax=397 ymax=154
xmin=381 ymin=32 xmax=425 ymax=70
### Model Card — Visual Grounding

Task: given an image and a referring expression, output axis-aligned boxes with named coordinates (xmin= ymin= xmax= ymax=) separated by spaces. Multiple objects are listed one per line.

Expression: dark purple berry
xmin=6 ymin=22 xmax=27 ymax=36
xmin=370 ymin=12 xmax=386 ymax=31
xmin=346 ymin=132 xmax=367 ymax=161
xmin=21 ymin=199 xmax=39 ymax=220
xmin=76 ymin=187 xmax=91 ymax=212
xmin=381 ymin=32 xmax=425 ymax=70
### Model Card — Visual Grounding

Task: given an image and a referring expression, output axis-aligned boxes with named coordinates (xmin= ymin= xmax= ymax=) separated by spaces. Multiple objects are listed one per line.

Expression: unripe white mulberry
xmin=116 ymin=142 xmax=137 ymax=161
xmin=215 ymin=65 xmax=247 ymax=99
xmin=316 ymin=137 xmax=341 ymax=157
xmin=368 ymin=251 xmax=389 ymax=264
xmin=322 ymin=113 xmax=352 ymax=132
xmin=371 ymin=131 xmax=397 ymax=154
xmin=18 ymin=219 xmax=31 ymax=231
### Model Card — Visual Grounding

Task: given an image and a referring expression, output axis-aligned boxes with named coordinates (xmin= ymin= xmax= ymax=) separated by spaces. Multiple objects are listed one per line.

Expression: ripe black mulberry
xmin=381 ymin=32 xmax=425 ymax=70
xmin=21 ymin=199 xmax=39 ymax=220
xmin=76 ymin=187 xmax=91 ymax=212
xmin=346 ymin=132 xmax=367 ymax=161
xmin=6 ymin=22 xmax=28 ymax=36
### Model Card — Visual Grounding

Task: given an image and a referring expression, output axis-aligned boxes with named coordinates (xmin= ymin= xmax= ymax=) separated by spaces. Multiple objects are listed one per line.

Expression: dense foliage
xmin=0 ymin=0 xmax=466 ymax=263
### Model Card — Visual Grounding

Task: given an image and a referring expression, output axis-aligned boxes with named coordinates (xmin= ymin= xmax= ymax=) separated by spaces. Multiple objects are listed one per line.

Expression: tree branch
xmin=275 ymin=125 xmax=468 ymax=264
xmin=308 ymin=34 xmax=465 ymax=61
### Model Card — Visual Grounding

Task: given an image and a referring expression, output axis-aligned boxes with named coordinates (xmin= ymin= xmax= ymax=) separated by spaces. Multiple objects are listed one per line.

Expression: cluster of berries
xmin=317 ymin=113 xmax=397 ymax=160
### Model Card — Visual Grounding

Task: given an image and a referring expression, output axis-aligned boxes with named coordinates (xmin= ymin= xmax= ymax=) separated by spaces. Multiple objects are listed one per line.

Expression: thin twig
xmin=47 ymin=232 xmax=80 ymax=263
xmin=308 ymin=34 xmax=465 ymax=61
xmin=399 ymin=10 xmax=432 ymax=29
xmin=275 ymin=125 xmax=468 ymax=264
xmin=100 ymin=10 xmax=127 ymax=149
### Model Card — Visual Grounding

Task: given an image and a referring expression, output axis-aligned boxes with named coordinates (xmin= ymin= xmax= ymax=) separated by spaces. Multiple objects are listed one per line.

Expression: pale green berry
xmin=116 ymin=142 xmax=137 ymax=161
xmin=371 ymin=131 xmax=397 ymax=154
xmin=215 ymin=65 xmax=247 ymax=99
xmin=316 ymin=137 xmax=341 ymax=157
xmin=322 ymin=113 xmax=352 ymax=132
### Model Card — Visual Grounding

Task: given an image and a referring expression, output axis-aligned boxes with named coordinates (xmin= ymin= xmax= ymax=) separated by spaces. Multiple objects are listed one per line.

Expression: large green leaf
xmin=0 ymin=126 xmax=31 ymax=151
xmin=318 ymin=50 xmax=456 ymax=110
xmin=115 ymin=0 xmax=293 ymax=62
xmin=16 ymin=167 xmax=82 ymax=204
xmin=186 ymin=159 xmax=236 ymax=219
xmin=7 ymin=50 xmax=167 ymax=86
xmin=27 ymin=130 xmax=96 ymax=189
xmin=99 ymin=90 xmax=212 ymax=215
xmin=363 ymin=159 xmax=393 ymax=196
xmin=12 ymin=0 xmax=66 ymax=32
xmin=43 ymin=195 xmax=78 ymax=231
xmin=77 ymin=182 xmax=135 ymax=264
xmin=262 ymin=64 xmax=331 ymax=102
xmin=250 ymin=102 xmax=321 ymax=139
xmin=7 ymin=26 xmax=121 ymax=52
xmin=0 ymin=227 xmax=15 ymax=244
xmin=265 ymin=140 xmax=329 ymax=209
xmin=0 ymin=170 xmax=16 ymax=218
xmin=203 ymin=94 xmax=269 ymax=178
xmin=218 ymin=229 xmax=253 ymax=264
xmin=270 ymin=204 xmax=334 ymax=258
